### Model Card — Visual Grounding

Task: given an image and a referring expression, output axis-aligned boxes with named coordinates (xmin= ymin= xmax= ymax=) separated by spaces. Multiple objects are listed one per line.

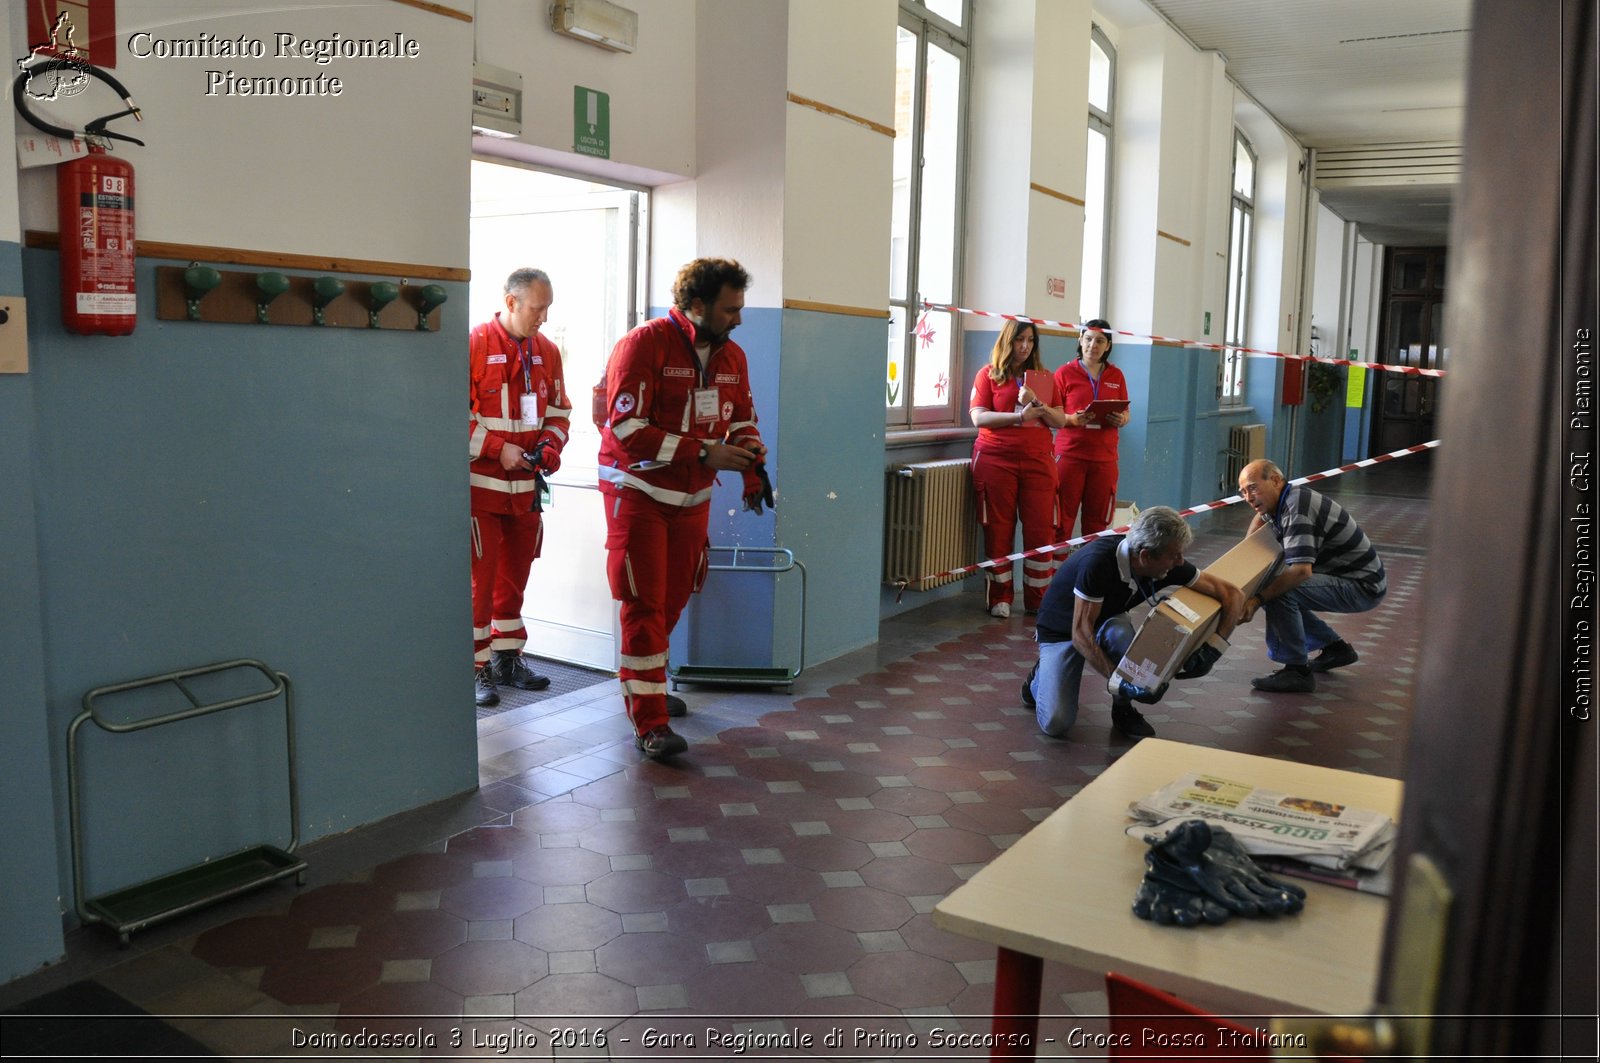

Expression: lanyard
xmin=668 ymin=314 xmax=708 ymax=386
xmin=517 ymin=338 xmax=534 ymax=394
xmin=1078 ymin=359 xmax=1102 ymax=402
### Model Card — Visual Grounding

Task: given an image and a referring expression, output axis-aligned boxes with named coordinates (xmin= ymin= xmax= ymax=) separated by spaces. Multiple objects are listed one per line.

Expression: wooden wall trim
xmin=1029 ymin=182 xmax=1086 ymax=207
xmin=1157 ymin=229 xmax=1192 ymax=247
xmin=389 ymin=0 xmax=472 ymax=21
xmin=24 ymin=231 xmax=470 ymax=283
xmin=783 ymin=298 xmax=890 ymax=319
xmin=786 ymin=93 xmax=895 ymax=139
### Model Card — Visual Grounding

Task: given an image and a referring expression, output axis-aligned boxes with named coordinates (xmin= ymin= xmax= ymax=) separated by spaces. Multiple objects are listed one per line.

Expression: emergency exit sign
xmin=574 ymin=86 xmax=610 ymax=158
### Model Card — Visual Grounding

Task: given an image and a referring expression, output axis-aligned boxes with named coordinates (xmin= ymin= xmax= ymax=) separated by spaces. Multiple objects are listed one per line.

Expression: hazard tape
xmin=919 ymin=301 xmax=1447 ymax=379
xmin=890 ymin=439 xmax=1441 ymax=599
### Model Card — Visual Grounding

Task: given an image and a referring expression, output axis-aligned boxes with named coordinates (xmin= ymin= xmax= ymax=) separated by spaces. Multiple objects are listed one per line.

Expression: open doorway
xmin=469 ymin=159 xmax=646 ymax=670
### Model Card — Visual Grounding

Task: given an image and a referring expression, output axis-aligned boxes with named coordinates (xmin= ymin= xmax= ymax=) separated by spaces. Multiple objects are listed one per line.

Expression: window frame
xmin=887 ymin=0 xmax=972 ymax=430
xmin=1221 ymin=129 xmax=1257 ymax=405
xmin=1081 ymin=25 xmax=1115 ymax=323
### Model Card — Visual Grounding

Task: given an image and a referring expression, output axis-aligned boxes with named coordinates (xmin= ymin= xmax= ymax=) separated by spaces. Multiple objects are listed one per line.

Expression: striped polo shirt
xmin=1271 ymin=484 xmax=1387 ymax=593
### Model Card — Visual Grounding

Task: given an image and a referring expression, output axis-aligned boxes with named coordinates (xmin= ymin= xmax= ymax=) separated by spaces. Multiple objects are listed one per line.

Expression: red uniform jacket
xmin=598 ymin=307 xmax=763 ymax=508
xmin=970 ymin=368 xmax=1054 ymax=460
xmin=1052 ymin=359 xmax=1127 ymax=463
xmin=469 ymin=315 xmax=571 ymax=514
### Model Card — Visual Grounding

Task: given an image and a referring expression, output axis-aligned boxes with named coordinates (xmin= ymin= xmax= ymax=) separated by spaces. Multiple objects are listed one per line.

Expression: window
xmin=888 ymin=1 xmax=970 ymax=428
xmin=1080 ymin=27 xmax=1114 ymax=323
xmin=1221 ymin=130 xmax=1256 ymax=403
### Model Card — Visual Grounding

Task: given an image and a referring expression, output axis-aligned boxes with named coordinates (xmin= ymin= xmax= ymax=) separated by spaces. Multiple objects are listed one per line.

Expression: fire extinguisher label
xmin=76 ymin=292 xmax=137 ymax=314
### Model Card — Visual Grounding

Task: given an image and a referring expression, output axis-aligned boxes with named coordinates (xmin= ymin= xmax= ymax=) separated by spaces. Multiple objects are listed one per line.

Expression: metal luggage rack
xmin=67 ymin=658 xmax=305 ymax=946
xmin=669 ymin=546 xmax=807 ymax=693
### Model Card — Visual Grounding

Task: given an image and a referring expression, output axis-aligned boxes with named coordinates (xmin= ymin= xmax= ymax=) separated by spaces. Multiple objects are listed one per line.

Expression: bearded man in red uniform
xmin=598 ymin=258 xmax=769 ymax=759
xmin=469 ymin=268 xmax=570 ymax=708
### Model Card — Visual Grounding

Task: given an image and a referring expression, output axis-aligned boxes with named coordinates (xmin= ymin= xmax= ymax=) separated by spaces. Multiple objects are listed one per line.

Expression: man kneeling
xmin=1023 ymin=506 xmax=1244 ymax=739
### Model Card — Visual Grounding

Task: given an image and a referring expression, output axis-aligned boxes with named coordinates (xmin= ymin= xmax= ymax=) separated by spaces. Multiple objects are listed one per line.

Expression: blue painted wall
xmin=0 ymin=240 xmax=67 ymax=980
xmin=20 ymin=251 xmax=478 ymax=926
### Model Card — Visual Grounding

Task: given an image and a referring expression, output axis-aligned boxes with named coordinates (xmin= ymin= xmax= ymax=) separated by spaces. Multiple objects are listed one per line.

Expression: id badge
xmin=520 ymin=391 xmax=543 ymax=427
xmin=692 ymin=387 xmax=720 ymax=423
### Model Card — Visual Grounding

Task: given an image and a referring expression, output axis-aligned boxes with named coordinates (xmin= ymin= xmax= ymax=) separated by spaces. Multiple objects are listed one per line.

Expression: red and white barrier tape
xmin=919 ymin=301 xmax=1447 ymax=379
xmin=891 ymin=439 xmax=1441 ymax=598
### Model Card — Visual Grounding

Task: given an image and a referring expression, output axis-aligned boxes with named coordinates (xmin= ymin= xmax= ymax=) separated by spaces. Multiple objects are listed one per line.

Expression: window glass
xmin=923 ymin=0 xmax=963 ymax=27
xmin=916 ymin=42 xmax=961 ymax=303
xmin=1081 ymin=127 xmax=1108 ymax=321
xmin=1087 ymin=38 xmax=1111 ymax=113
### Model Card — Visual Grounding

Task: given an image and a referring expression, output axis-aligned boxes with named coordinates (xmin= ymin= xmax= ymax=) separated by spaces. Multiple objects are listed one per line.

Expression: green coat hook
xmin=182 ymin=264 xmax=222 ymax=321
xmin=255 ymin=272 xmax=290 ymax=323
xmin=312 ymin=276 xmax=344 ymax=326
xmin=367 ymin=281 xmax=399 ymax=328
xmin=414 ymin=284 xmax=447 ymax=330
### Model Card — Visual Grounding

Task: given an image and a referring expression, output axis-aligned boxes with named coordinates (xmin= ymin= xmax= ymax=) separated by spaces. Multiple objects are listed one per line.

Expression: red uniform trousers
xmin=1056 ymin=456 xmax=1119 ymax=543
xmin=972 ymin=448 xmax=1057 ymax=611
xmin=603 ymin=490 xmax=710 ymax=736
xmin=471 ymin=509 xmax=543 ymax=667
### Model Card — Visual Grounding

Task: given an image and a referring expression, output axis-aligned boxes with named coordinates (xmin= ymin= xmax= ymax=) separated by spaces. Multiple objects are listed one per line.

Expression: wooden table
xmin=933 ymin=739 xmax=1402 ymax=1057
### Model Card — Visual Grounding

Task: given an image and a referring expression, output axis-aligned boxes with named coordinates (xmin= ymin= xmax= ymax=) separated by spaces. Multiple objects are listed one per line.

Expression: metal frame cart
xmin=668 ymin=546 xmax=807 ymax=693
xmin=67 ymin=658 xmax=306 ymax=946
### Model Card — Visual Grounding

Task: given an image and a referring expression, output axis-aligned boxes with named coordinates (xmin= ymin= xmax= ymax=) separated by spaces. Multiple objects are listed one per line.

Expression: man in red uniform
xmin=469 ymin=268 xmax=570 ymax=708
xmin=598 ymin=258 xmax=768 ymax=759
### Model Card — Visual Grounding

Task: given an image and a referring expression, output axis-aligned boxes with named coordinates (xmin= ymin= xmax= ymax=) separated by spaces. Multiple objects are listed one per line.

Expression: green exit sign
xmin=574 ymin=86 xmax=610 ymax=158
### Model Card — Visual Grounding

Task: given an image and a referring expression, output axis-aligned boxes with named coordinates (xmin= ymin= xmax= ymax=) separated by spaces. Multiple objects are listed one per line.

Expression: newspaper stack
xmin=1127 ymin=773 xmax=1398 ymax=878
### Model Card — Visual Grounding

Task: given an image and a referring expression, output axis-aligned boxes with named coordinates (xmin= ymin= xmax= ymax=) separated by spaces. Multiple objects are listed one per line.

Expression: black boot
xmin=493 ymin=650 xmax=551 ymax=691
xmin=474 ymin=664 xmax=500 ymax=707
xmin=1111 ymin=695 xmax=1155 ymax=739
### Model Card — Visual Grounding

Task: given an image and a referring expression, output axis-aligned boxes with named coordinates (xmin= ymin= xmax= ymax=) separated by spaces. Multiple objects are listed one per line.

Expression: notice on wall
xmin=1344 ymin=363 xmax=1366 ymax=408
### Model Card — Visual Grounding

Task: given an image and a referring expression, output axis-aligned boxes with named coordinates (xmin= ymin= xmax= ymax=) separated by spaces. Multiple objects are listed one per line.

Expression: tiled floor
xmin=0 ymin=466 xmax=1427 ymax=1060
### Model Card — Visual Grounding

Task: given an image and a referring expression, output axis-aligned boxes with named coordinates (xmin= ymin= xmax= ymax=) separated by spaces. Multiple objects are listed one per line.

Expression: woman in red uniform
xmin=969 ymin=319 xmax=1066 ymax=617
xmin=1053 ymin=318 xmax=1130 ymax=545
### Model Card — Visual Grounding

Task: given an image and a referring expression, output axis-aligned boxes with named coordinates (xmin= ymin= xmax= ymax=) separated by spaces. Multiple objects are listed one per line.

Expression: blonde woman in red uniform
xmin=1053 ymin=319 xmax=1130 ymax=545
xmin=969 ymin=319 xmax=1067 ymax=617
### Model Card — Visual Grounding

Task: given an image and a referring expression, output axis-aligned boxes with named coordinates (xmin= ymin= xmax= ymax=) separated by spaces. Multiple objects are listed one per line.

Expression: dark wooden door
xmin=1371 ymin=247 xmax=1446 ymax=454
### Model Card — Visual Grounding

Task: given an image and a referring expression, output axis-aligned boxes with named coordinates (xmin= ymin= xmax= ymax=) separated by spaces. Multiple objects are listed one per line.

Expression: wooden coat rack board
xmin=154 ymin=267 xmax=443 ymax=331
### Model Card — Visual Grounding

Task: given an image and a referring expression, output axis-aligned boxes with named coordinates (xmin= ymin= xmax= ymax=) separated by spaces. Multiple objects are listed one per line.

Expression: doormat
xmin=476 ymin=656 xmax=614 ymax=720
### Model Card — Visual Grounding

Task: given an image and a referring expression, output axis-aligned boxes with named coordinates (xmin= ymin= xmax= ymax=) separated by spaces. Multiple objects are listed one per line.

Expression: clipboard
xmin=1082 ymin=398 xmax=1129 ymax=424
xmin=1022 ymin=369 xmax=1056 ymax=407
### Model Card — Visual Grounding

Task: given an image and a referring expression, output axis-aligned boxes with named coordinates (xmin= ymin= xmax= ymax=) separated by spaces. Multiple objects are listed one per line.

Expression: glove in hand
xmin=742 ymin=463 xmax=776 ymax=514
xmin=1175 ymin=640 xmax=1223 ymax=680
xmin=1117 ymin=678 xmax=1169 ymax=705
xmin=1143 ymin=820 xmax=1305 ymax=918
xmin=1131 ymin=874 xmax=1231 ymax=926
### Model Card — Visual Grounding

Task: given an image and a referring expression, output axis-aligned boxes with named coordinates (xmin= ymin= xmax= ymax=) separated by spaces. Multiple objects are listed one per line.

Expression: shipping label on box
xmin=1113 ymin=526 xmax=1282 ymax=689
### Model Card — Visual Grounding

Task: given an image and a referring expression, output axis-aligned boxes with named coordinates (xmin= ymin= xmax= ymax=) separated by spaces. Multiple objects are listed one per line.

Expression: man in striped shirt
xmin=1236 ymin=460 xmax=1387 ymax=693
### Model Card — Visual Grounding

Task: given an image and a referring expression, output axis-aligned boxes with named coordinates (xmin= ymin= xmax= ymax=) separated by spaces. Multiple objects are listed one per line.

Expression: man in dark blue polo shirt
xmin=1237 ymin=460 xmax=1387 ymax=693
xmin=1025 ymin=506 xmax=1244 ymax=739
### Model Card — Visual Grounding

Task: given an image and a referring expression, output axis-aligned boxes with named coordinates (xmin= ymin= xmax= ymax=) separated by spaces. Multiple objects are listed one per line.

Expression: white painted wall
xmin=15 ymin=0 xmax=472 ymax=267
xmin=966 ymin=0 xmax=1041 ymax=312
xmin=473 ymin=0 xmax=695 ymax=183
xmin=0 ymin=10 xmax=17 ymax=246
xmin=782 ymin=0 xmax=895 ymax=310
xmin=1311 ymin=199 xmax=1348 ymax=358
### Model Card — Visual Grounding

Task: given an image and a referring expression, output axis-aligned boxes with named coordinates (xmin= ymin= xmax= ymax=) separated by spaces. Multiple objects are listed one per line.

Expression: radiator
xmin=1226 ymin=423 xmax=1267 ymax=485
xmin=883 ymin=459 xmax=981 ymax=590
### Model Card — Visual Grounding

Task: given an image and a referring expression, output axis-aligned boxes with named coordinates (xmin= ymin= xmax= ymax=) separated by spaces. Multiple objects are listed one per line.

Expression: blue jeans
xmin=1262 ymin=572 xmax=1386 ymax=665
xmin=1031 ymin=638 xmax=1089 ymax=737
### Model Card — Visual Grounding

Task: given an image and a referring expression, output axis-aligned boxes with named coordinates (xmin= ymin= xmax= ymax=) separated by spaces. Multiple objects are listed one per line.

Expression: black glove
xmin=1143 ymin=820 xmax=1306 ymax=918
xmin=1117 ymin=678 xmax=1168 ymax=705
xmin=1175 ymin=633 xmax=1228 ymax=680
xmin=1132 ymin=873 xmax=1231 ymax=927
xmin=742 ymin=462 xmax=776 ymax=514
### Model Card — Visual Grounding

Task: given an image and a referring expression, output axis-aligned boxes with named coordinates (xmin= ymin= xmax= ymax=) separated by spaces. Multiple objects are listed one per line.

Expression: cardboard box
xmin=1112 ymin=525 xmax=1282 ymax=691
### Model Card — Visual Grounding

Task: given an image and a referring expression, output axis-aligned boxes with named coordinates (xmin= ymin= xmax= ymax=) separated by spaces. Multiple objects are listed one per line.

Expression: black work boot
xmin=1110 ymin=695 xmax=1155 ymax=739
xmin=492 ymin=650 xmax=551 ymax=691
xmin=474 ymin=664 xmax=500 ymax=707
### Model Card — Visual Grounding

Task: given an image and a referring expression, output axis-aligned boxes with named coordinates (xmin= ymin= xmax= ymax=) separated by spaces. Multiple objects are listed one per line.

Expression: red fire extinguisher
xmin=12 ymin=55 xmax=144 ymax=335
xmin=57 ymin=144 xmax=136 ymax=336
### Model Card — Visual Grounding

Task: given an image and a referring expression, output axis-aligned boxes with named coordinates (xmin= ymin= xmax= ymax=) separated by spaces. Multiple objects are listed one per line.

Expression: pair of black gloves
xmin=1132 ymin=819 xmax=1306 ymax=927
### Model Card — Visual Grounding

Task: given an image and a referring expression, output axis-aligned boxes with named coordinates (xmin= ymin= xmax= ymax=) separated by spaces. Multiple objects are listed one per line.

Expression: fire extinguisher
xmin=13 ymin=55 xmax=144 ymax=336
xmin=57 ymin=145 xmax=136 ymax=336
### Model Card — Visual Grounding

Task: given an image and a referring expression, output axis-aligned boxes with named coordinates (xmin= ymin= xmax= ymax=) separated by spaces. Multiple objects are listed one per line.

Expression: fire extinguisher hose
xmin=14 ymin=56 xmax=144 ymax=146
